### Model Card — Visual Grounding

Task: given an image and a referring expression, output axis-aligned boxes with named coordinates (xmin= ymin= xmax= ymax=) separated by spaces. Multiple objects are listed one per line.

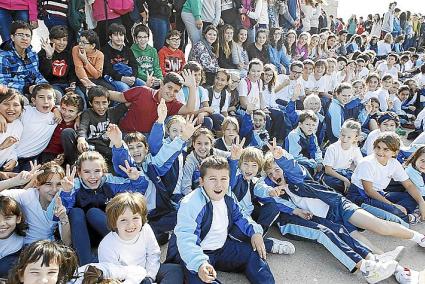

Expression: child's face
xmin=379 ymin=119 xmax=397 ymax=132
xmin=265 ymin=162 xmax=285 ymax=185
xmin=115 ymin=207 xmax=143 ymax=241
xmin=370 ymin=101 xmax=380 ymax=114
xmin=339 ymin=128 xmax=358 ymax=148
xmin=367 ymin=78 xmax=379 ymax=91
xmin=398 ymin=90 xmax=410 ymax=101
xmin=273 ymin=30 xmax=282 ymax=42
xmin=205 ymin=29 xmax=218 ymax=45
xmin=310 ymin=36 xmax=319 ymax=47
xmin=382 ymin=78 xmax=393 ymax=90
xmin=224 ymin=28 xmax=234 ymax=42
xmin=303 ymin=64 xmax=314 ymax=76
xmin=110 ymin=32 xmax=125 ymax=47
xmin=387 ymin=56 xmax=396 ymax=65
xmin=327 ymin=62 xmax=336 ymax=74
xmin=299 ymin=118 xmax=317 ymax=136
xmin=304 ymin=98 xmax=321 ymax=113
xmin=253 ymin=114 xmax=266 ymax=130
xmin=200 ymin=168 xmax=229 ymax=201
xmin=193 ymin=70 xmax=203 ymax=86
xmin=78 ymin=36 xmax=95 ymax=53
xmin=51 ymin=36 xmax=68 ymax=53
xmin=168 ymin=121 xmax=184 ymax=141
xmin=414 ymin=153 xmax=425 ymax=173
xmin=90 ymin=96 xmax=109 ymax=116
xmin=407 ymin=81 xmax=417 ymax=91
xmin=19 ymin=258 xmax=59 ymax=284
xmin=336 ymin=89 xmax=352 ymax=105
xmin=263 ymin=69 xmax=274 ymax=84
xmin=60 ymin=103 xmax=79 ymax=123
xmin=160 ymin=82 xmax=181 ymax=102
xmin=240 ymin=159 xmax=260 ymax=181
xmin=389 ymin=83 xmax=399 ymax=94
xmin=128 ymin=141 xmax=148 ymax=164
xmin=193 ymin=134 xmax=212 ymax=159
xmin=214 ymin=72 xmax=228 ymax=91
xmin=353 ymin=83 xmax=365 ymax=96
xmin=238 ymin=29 xmax=248 ymax=43
xmin=11 ymin=28 xmax=32 ymax=50
xmin=298 ymin=35 xmax=308 ymax=46
xmin=248 ymin=63 xmax=263 ymax=82
xmin=0 ymin=213 xmax=21 ymax=239
xmin=38 ymin=174 xmax=63 ymax=207
xmin=327 ymin=37 xmax=336 ymax=47
xmin=256 ymin=32 xmax=267 ymax=46
xmin=374 ymin=141 xmax=396 ymax=165
xmin=79 ymin=160 xmax=104 ymax=189
xmin=314 ymin=64 xmax=325 ymax=76
xmin=32 ymin=90 xmax=55 ymax=113
xmin=166 ymin=35 xmax=181 ymax=50
xmin=0 ymin=96 xmax=22 ymax=123
xmin=223 ymin=124 xmax=238 ymax=142
xmin=346 ymin=62 xmax=356 ymax=73
xmin=135 ymin=31 xmax=149 ymax=49
xmin=229 ymin=75 xmax=240 ymax=91
xmin=337 ymin=61 xmax=346 ymax=71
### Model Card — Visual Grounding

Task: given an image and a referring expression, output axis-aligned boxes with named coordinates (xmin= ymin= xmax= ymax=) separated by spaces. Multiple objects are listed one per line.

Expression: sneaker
xmin=268 ymin=238 xmax=296 ymax=255
xmin=418 ymin=236 xmax=425 ymax=248
xmin=361 ymin=259 xmax=398 ymax=284
xmin=375 ymin=246 xmax=405 ymax=263
xmin=409 ymin=212 xmax=422 ymax=225
xmin=395 ymin=267 xmax=419 ymax=284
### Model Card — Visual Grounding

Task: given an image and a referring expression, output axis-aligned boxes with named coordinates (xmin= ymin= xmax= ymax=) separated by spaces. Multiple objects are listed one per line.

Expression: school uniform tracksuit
xmin=254 ymin=153 xmax=372 ymax=272
xmin=165 ymin=188 xmax=275 ymax=284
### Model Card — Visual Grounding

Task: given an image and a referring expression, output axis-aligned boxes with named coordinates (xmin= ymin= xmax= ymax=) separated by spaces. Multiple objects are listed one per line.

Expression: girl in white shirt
xmin=98 ymin=192 xmax=183 ymax=283
xmin=0 ymin=196 xmax=26 ymax=278
xmin=322 ymin=120 xmax=363 ymax=195
xmin=0 ymin=86 xmax=24 ymax=171
xmin=347 ymin=132 xmax=425 ymax=225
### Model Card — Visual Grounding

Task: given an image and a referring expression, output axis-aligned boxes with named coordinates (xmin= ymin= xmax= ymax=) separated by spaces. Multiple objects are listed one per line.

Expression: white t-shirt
xmin=414 ymin=108 xmax=425 ymax=130
xmin=377 ymin=41 xmax=392 ymax=56
xmin=200 ymin=198 xmax=229 ymax=251
xmin=275 ymin=75 xmax=305 ymax=102
xmin=376 ymin=88 xmax=390 ymax=111
xmin=98 ymin=224 xmax=160 ymax=279
xmin=1 ymin=188 xmax=57 ymax=244
xmin=323 ymin=141 xmax=363 ymax=171
xmin=362 ymin=129 xmax=381 ymax=155
xmin=210 ymin=89 xmax=230 ymax=114
xmin=308 ymin=74 xmax=327 ymax=93
xmin=238 ymin=78 xmax=262 ymax=110
xmin=414 ymin=73 xmax=425 ymax=88
xmin=16 ymin=106 xmax=57 ymax=158
xmin=0 ymin=232 xmax=24 ymax=258
xmin=0 ymin=119 xmax=23 ymax=167
xmin=351 ymin=155 xmax=409 ymax=192
xmin=263 ymin=88 xmax=278 ymax=108
xmin=286 ymin=188 xmax=329 ymax=218
xmin=358 ymin=67 xmax=369 ymax=79
xmin=377 ymin=63 xmax=399 ymax=80
xmin=323 ymin=73 xmax=337 ymax=93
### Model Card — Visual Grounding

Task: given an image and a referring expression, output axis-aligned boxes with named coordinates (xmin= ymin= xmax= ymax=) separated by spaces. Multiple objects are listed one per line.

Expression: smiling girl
xmin=0 ymin=86 xmax=24 ymax=172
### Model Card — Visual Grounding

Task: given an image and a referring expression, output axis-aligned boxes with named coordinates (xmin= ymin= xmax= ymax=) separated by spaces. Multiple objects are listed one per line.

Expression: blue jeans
xmin=69 ymin=207 xmax=109 ymax=265
xmin=110 ymin=78 xmax=145 ymax=92
xmin=149 ymin=17 xmax=170 ymax=51
xmin=0 ymin=8 xmax=29 ymax=42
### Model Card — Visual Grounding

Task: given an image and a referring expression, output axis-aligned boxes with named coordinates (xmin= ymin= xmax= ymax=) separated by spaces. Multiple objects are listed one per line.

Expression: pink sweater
xmin=91 ymin=0 xmax=121 ymax=21
xmin=0 ymin=0 xmax=38 ymax=21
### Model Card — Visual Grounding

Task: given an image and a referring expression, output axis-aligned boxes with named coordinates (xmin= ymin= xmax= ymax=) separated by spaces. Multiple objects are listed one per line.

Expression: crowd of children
xmin=0 ymin=0 xmax=425 ymax=283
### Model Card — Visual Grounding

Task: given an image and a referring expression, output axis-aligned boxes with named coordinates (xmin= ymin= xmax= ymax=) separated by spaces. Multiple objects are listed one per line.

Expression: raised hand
xmin=292 ymin=83 xmax=302 ymax=101
xmin=18 ymin=161 xmax=43 ymax=188
xmin=145 ymin=71 xmax=155 ymax=88
xmin=230 ymin=137 xmax=246 ymax=160
xmin=106 ymin=124 xmax=123 ymax=148
xmin=78 ymin=48 xmax=88 ymax=63
xmin=61 ymin=164 xmax=76 ymax=192
xmin=180 ymin=114 xmax=201 ymax=141
xmin=157 ymin=98 xmax=168 ymax=123
xmin=118 ymin=160 xmax=140 ymax=180
xmin=40 ymin=37 xmax=55 ymax=58
xmin=266 ymin=137 xmax=287 ymax=160
xmin=54 ymin=195 xmax=68 ymax=223
xmin=0 ymin=136 xmax=19 ymax=150
xmin=181 ymin=69 xmax=196 ymax=89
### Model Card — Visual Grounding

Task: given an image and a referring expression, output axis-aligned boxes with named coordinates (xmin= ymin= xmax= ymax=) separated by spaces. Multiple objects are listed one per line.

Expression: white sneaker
xmin=268 ymin=237 xmax=296 ymax=255
xmin=395 ymin=267 xmax=419 ymax=284
xmin=375 ymin=246 xmax=405 ymax=262
xmin=361 ymin=259 xmax=398 ymax=284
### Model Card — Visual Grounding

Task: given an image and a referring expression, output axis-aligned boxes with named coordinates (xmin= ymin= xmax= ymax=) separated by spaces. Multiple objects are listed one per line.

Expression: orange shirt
xmin=72 ymin=46 xmax=104 ymax=80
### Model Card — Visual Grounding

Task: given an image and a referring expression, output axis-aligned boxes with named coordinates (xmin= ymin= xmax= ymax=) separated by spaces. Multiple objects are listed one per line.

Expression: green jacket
xmin=131 ymin=44 xmax=163 ymax=81
xmin=182 ymin=0 xmax=203 ymax=20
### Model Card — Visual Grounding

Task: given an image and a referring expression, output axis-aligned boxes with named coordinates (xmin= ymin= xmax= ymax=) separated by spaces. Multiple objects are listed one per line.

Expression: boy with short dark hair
xmin=166 ymin=155 xmax=275 ymax=284
xmin=102 ymin=23 xmax=145 ymax=92
xmin=76 ymin=86 xmax=127 ymax=163
xmin=158 ymin=30 xmax=186 ymax=77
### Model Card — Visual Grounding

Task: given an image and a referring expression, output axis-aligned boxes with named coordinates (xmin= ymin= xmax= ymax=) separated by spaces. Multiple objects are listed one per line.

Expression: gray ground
xmin=30 ymin=22 xmax=425 ymax=284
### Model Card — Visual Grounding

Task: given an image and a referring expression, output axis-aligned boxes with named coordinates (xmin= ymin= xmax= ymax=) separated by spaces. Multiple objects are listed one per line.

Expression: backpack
xmin=245 ymin=77 xmax=260 ymax=97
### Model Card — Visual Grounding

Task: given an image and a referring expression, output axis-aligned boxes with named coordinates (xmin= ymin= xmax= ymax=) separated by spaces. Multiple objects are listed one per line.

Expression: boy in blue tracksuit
xmin=258 ymin=142 xmax=425 ymax=283
xmin=166 ymin=156 xmax=275 ymax=284
xmin=227 ymin=144 xmax=296 ymax=255
xmin=285 ymin=110 xmax=323 ymax=177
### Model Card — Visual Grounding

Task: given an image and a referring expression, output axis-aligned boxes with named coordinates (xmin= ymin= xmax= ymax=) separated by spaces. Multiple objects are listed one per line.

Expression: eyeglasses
xmin=136 ymin=35 xmax=149 ymax=40
xmin=291 ymin=70 xmax=303 ymax=75
xmin=14 ymin=33 xmax=32 ymax=39
xmin=79 ymin=41 xmax=90 ymax=45
xmin=169 ymin=37 xmax=181 ymax=41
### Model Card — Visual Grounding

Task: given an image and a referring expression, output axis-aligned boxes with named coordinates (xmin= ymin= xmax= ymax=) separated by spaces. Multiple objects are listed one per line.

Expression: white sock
xmin=410 ymin=231 xmax=425 ymax=243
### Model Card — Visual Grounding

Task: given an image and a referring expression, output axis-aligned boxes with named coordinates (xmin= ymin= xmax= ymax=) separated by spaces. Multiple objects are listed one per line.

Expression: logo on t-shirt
xmin=51 ymin=59 xmax=68 ymax=77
